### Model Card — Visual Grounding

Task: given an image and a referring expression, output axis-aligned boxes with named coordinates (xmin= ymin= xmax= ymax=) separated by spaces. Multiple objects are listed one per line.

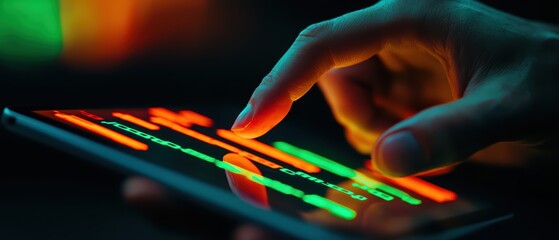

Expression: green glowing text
xmin=101 ymin=121 xmax=357 ymax=220
xmin=273 ymin=141 xmax=422 ymax=205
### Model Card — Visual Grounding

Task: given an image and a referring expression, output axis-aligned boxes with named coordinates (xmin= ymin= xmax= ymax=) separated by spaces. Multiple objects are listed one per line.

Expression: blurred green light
xmin=0 ymin=0 xmax=62 ymax=63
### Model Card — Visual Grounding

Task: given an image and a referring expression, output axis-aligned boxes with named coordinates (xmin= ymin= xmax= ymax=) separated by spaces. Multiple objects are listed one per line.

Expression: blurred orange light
xmin=58 ymin=0 xmax=213 ymax=68
xmin=148 ymin=107 xmax=192 ymax=127
xmin=179 ymin=110 xmax=214 ymax=128
xmin=60 ymin=0 xmax=136 ymax=67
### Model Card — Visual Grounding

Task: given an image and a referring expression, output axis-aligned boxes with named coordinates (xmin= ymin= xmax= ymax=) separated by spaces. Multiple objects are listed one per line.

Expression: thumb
xmin=373 ymin=82 xmax=529 ymax=177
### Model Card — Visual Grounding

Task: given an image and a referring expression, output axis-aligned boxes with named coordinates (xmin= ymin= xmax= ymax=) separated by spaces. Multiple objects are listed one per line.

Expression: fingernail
xmin=231 ymin=104 xmax=254 ymax=131
xmin=375 ymin=131 xmax=424 ymax=177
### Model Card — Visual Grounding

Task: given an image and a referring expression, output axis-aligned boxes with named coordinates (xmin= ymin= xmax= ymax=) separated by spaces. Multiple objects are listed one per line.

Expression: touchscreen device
xmin=1 ymin=105 xmax=513 ymax=240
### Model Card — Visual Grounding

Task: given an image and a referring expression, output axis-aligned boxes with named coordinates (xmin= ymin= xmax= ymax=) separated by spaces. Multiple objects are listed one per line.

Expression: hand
xmin=122 ymin=177 xmax=274 ymax=240
xmin=230 ymin=0 xmax=559 ymax=177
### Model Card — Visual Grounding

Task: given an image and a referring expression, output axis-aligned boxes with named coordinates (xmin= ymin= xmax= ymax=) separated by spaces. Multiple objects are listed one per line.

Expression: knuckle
xmin=298 ymin=21 xmax=332 ymax=40
xmin=293 ymin=21 xmax=335 ymax=67
xmin=260 ymin=73 xmax=275 ymax=87
xmin=255 ymin=73 xmax=276 ymax=94
xmin=295 ymin=21 xmax=334 ymax=55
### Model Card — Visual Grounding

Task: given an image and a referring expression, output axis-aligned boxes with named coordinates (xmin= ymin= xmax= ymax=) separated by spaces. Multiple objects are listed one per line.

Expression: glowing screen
xmin=30 ymin=106 xmax=498 ymax=238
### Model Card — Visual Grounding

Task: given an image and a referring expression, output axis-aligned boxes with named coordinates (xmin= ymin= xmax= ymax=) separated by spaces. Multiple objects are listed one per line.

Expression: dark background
xmin=1 ymin=1 xmax=558 ymax=239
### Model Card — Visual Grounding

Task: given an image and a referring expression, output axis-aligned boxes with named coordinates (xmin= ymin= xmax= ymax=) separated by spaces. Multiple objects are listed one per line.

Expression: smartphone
xmin=1 ymin=104 xmax=513 ymax=240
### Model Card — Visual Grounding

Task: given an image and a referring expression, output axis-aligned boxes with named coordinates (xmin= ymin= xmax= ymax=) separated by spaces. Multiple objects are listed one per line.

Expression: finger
xmin=318 ymin=58 xmax=380 ymax=133
xmin=122 ymin=177 xmax=239 ymax=238
xmin=372 ymin=77 xmax=530 ymax=177
xmin=345 ymin=128 xmax=379 ymax=154
xmin=122 ymin=177 xmax=186 ymax=230
xmin=231 ymin=1 xmax=442 ymax=138
xmin=318 ymin=57 xmax=397 ymax=153
xmin=122 ymin=177 xmax=188 ymax=229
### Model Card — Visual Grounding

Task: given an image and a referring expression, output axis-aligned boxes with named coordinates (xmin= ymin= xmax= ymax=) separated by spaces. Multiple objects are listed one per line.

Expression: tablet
xmin=1 ymin=104 xmax=513 ymax=240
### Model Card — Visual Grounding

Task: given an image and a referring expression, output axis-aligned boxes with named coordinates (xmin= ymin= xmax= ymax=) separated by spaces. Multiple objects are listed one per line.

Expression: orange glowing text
xmin=54 ymin=112 xmax=148 ymax=151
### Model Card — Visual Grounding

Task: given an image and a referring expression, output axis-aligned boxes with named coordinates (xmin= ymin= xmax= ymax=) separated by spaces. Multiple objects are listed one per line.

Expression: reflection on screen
xmin=35 ymin=107 xmax=484 ymax=238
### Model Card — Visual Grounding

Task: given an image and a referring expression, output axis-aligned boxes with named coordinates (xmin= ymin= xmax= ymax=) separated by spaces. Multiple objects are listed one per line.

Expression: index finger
xmin=231 ymin=0 xmax=438 ymax=138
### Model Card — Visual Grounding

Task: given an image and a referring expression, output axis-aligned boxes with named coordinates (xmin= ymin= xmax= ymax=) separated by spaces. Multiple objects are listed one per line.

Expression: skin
xmin=124 ymin=0 xmax=559 ymax=238
xmin=230 ymin=0 xmax=559 ymax=177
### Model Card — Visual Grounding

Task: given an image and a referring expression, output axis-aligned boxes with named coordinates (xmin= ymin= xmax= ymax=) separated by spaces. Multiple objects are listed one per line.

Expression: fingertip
xmin=373 ymin=131 xmax=426 ymax=177
xmin=231 ymin=128 xmax=265 ymax=139
xmin=230 ymin=103 xmax=265 ymax=139
xmin=231 ymin=104 xmax=254 ymax=132
xmin=231 ymin=92 xmax=293 ymax=139
xmin=231 ymin=124 xmax=270 ymax=139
